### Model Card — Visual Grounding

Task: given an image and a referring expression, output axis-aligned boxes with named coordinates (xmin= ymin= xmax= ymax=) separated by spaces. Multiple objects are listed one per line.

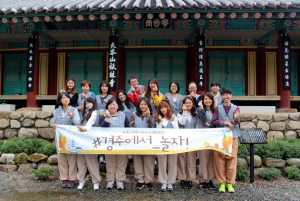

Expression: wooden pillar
xmin=256 ymin=42 xmax=266 ymax=95
xmin=47 ymin=44 xmax=57 ymax=95
xmin=277 ymin=29 xmax=290 ymax=108
xmin=27 ymin=31 xmax=39 ymax=107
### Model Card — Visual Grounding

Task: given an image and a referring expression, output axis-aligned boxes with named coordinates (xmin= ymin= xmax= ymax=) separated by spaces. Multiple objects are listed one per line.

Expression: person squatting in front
xmin=156 ymin=101 xmax=178 ymax=191
xmin=76 ymin=97 xmax=101 ymax=190
xmin=53 ymin=92 xmax=80 ymax=188
xmin=177 ymin=96 xmax=198 ymax=189
xmin=129 ymin=97 xmax=157 ymax=190
xmin=100 ymin=98 xmax=130 ymax=190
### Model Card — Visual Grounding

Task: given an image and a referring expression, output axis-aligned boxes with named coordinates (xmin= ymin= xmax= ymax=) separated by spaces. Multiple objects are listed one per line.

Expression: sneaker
xmin=196 ymin=159 xmax=199 ymax=167
xmin=62 ymin=180 xmax=68 ymax=188
xmin=226 ymin=183 xmax=235 ymax=193
xmin=186 ymin=181 xmax=193 ymax=189
xmin=219 ymin=183 xmax=225 ymax=193
xmin=200 ymin=182 xmax=209 ymax=190
xmin=67 ymin=180 xmax=74 ymax=188
xmin=160 ymin=184 xmax=167 ymax=191
xmin=94 ymin=183 xmax=99 ymax=190
xmin=209 ymin=180 xmax=217 ymax=189
xmin=145 ymin=183 xmax=153 ymax=190
xmin=167 ymin=184 xmax=173 ymax=191
xmin=99 ymin=156 xmax=105 ymax=164
xmin=136 ymin=182 xmax=144 ymax=190
xmin=117 ymin=181 xmax=124 ymax=190
xmin=180 ymin=180 xmax=186 ymax=189
xmin=106 ymin=181 xmax=114 ymax=189
xmin=77 ymin=182 xmax=84 ymax=190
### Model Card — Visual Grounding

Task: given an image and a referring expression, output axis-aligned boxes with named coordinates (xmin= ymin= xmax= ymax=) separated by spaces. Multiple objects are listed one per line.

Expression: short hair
xmin=105 ymin=98 xmax=118 ymax=110
xmin=57 ymin=92 xmax=70 ymax=106
xmin=128 ymin=76 xmax=139 ymax=85
xmin=221 ymin=87 xmax=232 ymax=95
xmin=169 ymin=81 xmax=180 ymax=93
xmin=99 ymin=80 xmax=112 ymax=94
xmin=63 ymin=77 xmax=77 ymax=94
xmin=188 ymin=81 xmax=197 ymax=89
xmin=136 ymin=97 xmax=153 ymax=117
xmin=210 ymin=81 xmax=221 ymax=88
xmin=81 ymin=80 xmax=91 ymax=88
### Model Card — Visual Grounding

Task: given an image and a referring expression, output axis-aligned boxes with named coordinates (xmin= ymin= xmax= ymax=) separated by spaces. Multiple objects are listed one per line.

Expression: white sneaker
xmin=77 ymin=182 xmax=84 ymax=190
xmin=160 ymin=183 xmax=167 ymax=191
xmin=117 ymin=181 xmax=124 ymax=190
xmin=106 ymin=181 xmax=114 ymax=189
xmin=99 ymin=156 xmax=105 ymax=164
xmin=94 ymin=183 xmax=99 ymax=190
xmin=167 ymin=184 xmax=173 ymax=191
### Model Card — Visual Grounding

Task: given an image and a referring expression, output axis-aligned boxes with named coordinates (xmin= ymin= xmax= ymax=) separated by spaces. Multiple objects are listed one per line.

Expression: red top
xmin=127 ymin=85 xmax=147 ymax=106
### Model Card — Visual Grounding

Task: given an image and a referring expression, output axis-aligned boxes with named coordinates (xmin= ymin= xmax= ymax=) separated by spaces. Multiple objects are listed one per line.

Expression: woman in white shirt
xmin=76 ymin=97 xmax=101 ymax=190
xmin=177 ymin=96 xmax=198 ymax=189
xmin=156 ymin=101 xmax=178 ymax=191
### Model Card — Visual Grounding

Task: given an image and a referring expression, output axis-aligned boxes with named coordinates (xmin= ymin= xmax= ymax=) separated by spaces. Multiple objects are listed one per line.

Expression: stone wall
xmin=0 ymin=111 xmax=300 ymax=141
xmin=0 ymin=111 xmax=54 ymax=140
xmin=240 ymin=113 xmax=300 ymax=140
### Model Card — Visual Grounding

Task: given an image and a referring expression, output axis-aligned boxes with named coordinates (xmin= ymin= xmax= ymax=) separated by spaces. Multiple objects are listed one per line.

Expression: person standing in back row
xmin=127 ymin=76 xmax=147 ymax=106
xmin=164 ymin=81 xmax=183 ymax=116
xmin=210 ymin=81 xmax=223 ymax=108
xmin=188 ymin=82 xmax=202 ymax=108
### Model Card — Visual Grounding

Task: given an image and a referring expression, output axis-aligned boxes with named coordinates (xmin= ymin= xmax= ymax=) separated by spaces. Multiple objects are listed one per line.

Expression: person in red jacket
xmin=127 ymin=76 xmax=147 ymax=106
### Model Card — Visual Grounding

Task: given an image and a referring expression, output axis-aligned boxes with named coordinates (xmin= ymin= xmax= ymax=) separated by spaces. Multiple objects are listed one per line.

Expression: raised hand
xmin=145 ymin=108 xmax=151 ymax=117
xmin=157 ymin=115 xmax=162 ymax=122
xmin=171 ymin=114 xmax=175 ymax=121
xmin=81 ymin=93 xmax=86 ymax=98
xmin=234 ymin=110 xmax=240 ymax=120
xmin=130 ymin=86 xmax=136 ymax=94
xmin=198 ymin=100 xmax=204 ymax=109
xmin=67 ymin=110 xmax=73 ymax=119
xmin=77 ymin=125 xmax=86 ymax=132
xmin=182 ymin=104 xmax=187 ymax=111
xmin=164 ymin=93 xmax=169 ymax=100
xmin=105 ymin=109 xmax=110 ymax=118
xmin=103 ymin=99 xmax=108 ymax=104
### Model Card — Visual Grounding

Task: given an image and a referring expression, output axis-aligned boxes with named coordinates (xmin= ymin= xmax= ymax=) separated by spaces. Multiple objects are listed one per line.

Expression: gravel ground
xmin=0 ymin=172 xmax=299 ymax=201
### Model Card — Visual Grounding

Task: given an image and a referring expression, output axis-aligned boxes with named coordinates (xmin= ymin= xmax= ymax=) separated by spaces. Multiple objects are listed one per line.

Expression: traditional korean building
xmin=0 ymin=0 xmax=299 ymax=110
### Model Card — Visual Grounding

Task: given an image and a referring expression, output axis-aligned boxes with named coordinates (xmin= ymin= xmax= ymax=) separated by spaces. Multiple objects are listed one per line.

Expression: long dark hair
xmin=81 ymin=97 xmax=97 ymax=125
xmin=202 ymin=92 xmax=215 ymax=113
xmin=145 ymin=78 xmax=159 ymax=100
xmin=136 ymin=97 xmax=153 ymax=117
xmin=178 ymin=96 xmax=197 ymax=116
xmin=116 ymin=89 xmax=132 ymax=111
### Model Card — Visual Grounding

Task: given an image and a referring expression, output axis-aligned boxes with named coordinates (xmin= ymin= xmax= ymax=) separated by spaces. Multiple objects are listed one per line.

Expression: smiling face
xmin=170 ymin=83 xmax=178 ymax=93
xmin=160 ymin=107 xmax=167 ymax=115
xmin=118 ymin=92 xmax=126 ymax=102
xmin=204 ymin=95 xmax=213 ymax=108
xmin=107 ymin=101 xmax=118 ymax=113
xmin=139 ymin=100 xmax=149 ymax=112
xmin=130 ymin=78 xmax=138 ymax=88
xmin=149 ymin=81 xmax=157 ymax=91
xmin=221 ymin=93 xmax=232 ymax=104
xmin=184 ymin=99 xmax=194 ymax=110
xmin=82 ymin=84 xmax=90 ymax=94
xmin=67 ymin=80 xmax=75 ymax=90
xmin=85 ymin=101 xmax=93 ymax=110
xmin=101 ymin=84 xmax=108 ymax=93
xmin=60 ymin=94 xmax=70 ymax=106
xmin=188 ymin=83 xmax=197 ymax=94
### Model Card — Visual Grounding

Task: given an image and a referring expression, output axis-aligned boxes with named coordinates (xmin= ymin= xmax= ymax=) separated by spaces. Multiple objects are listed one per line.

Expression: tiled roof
xmin=0 ymin=0 xmax=299 ymax=14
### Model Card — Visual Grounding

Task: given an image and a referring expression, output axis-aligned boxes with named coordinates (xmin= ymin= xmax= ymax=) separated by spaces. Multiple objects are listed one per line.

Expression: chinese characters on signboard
xmin=108 ymin=35 xmax=118 ymax=91
xmin=26 ymin=37 xmax=35 ymax=91
xmin=197 ymin=34 xmax=205 ymax=91
xmin=282 ymin=35 xmax=291 ymax=90
xmin=144 ymin=19 xmax=170 ymax=29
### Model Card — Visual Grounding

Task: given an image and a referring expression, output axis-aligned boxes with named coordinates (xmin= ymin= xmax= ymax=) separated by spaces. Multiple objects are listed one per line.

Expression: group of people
xmin=52 ymin=76 xmax=240 ymax=193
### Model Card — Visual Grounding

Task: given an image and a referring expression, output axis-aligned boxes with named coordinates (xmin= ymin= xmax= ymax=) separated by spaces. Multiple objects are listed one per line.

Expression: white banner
xmin=56 ymin=126 xmax=233 ymax=156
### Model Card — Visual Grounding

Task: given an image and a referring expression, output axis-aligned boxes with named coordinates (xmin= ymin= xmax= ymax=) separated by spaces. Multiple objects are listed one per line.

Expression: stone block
xmin=267 ymin=131 xmax=284 ymax=140
xmin=10 ymin=120 xmax=21 ymax=128
xmin=23 ymin=112 xmax=36 ymax=119
xmin=18 ymin=128 xmax=38 ymax=138
xmin=270 ymin=122 xmax=286 ymax=131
